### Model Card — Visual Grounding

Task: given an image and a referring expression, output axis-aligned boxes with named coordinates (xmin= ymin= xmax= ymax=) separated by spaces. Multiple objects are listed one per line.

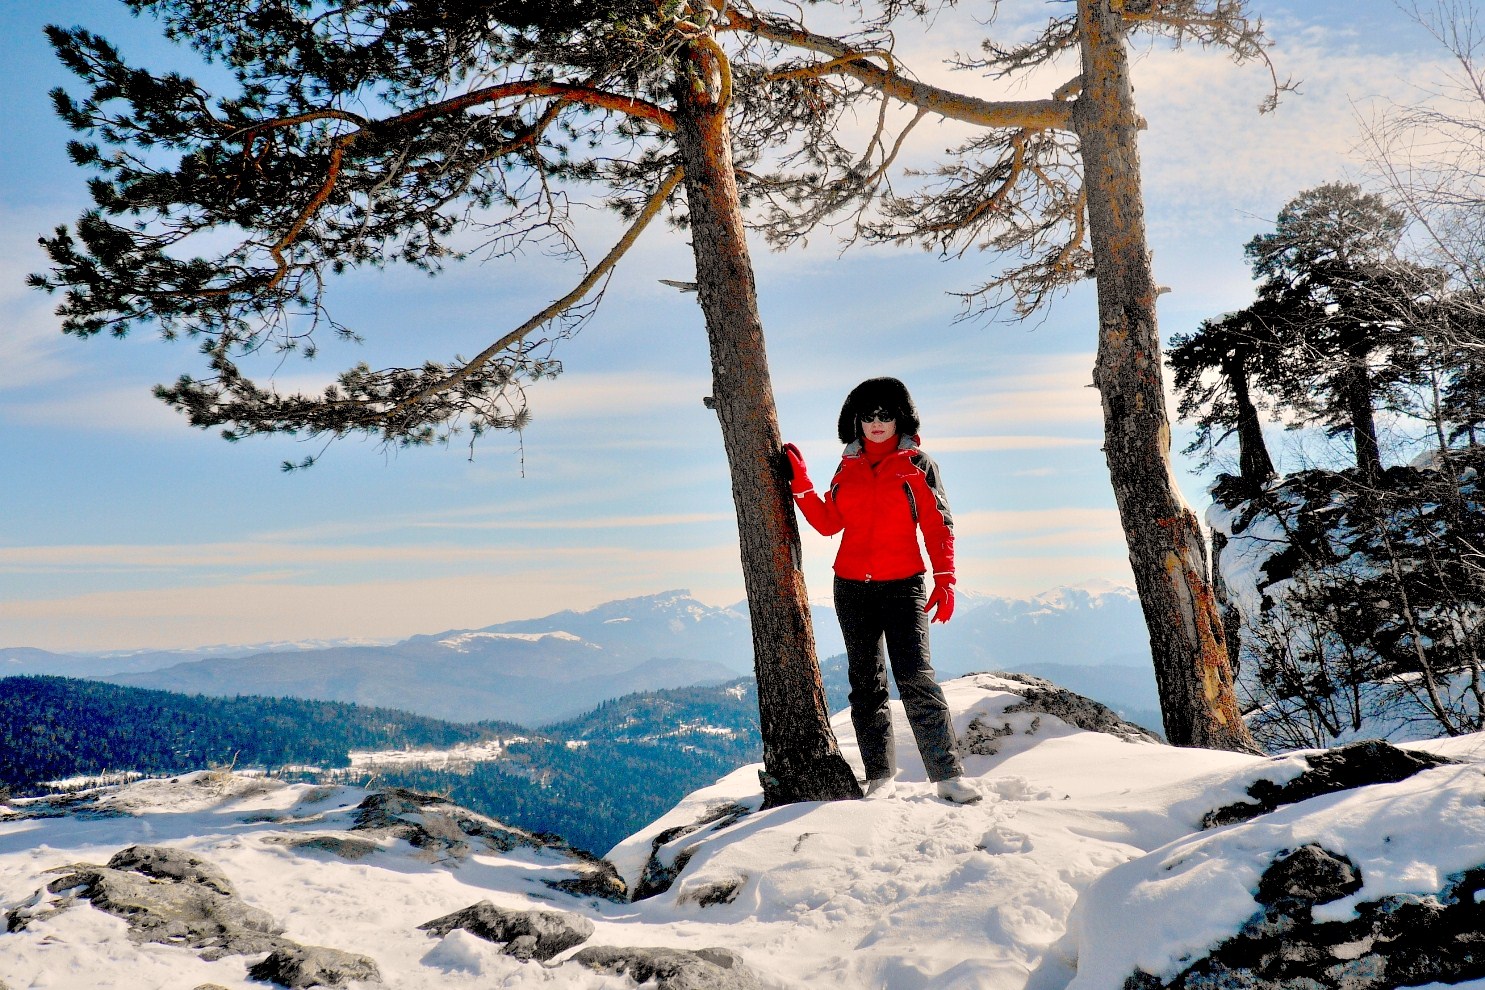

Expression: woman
xmin=784 ymin=377 xmax=980 ymax=805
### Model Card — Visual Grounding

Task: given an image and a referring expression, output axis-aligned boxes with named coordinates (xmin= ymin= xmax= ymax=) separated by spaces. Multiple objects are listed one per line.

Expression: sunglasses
xmin=860 ymin=410 xmax=896 ymax=424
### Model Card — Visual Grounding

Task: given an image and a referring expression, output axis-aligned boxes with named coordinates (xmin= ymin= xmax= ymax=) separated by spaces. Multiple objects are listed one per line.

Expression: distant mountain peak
xmin=435 ymin=630 xmax=592 ymax=653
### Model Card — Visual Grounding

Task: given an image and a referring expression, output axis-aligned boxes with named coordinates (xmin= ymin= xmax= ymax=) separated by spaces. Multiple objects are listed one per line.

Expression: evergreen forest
xmin=0 ymin=674 xmax=784 ymax=854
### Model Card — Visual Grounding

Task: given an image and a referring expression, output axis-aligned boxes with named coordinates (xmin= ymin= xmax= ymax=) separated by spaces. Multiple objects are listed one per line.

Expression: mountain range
xmin=1 ymin=584 xmax=1157 ymax=726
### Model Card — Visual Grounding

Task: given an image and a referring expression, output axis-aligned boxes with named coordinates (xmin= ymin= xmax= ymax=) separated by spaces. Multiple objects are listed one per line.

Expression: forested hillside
xmin=0 ymin=675 xmax=767 ymax=854
xmin=0 ymin=677 xmax=511 ymax=790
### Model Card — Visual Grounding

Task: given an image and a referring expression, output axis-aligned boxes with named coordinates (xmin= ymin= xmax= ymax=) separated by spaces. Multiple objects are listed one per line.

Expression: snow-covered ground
xmin=3 ymin=674 xmax=1484 ymax=989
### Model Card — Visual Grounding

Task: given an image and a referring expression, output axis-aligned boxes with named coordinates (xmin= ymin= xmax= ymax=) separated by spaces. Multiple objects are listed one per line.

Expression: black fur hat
xmin=836 ymin=377 xmax=921 ymax=444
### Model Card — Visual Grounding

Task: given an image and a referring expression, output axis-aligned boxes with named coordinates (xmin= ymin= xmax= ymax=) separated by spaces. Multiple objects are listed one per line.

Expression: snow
xmin=436 ymin=631 xmax=587 ymax=651
xmin=344 ymin=739 xmax=522 ymax=770
xmin=5 ymin=674 xmax=1485 ymax=989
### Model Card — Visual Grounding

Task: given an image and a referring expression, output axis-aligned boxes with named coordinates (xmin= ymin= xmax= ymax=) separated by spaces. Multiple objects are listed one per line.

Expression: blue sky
xmin=0 ymin=1 xmax=1451 ymax=651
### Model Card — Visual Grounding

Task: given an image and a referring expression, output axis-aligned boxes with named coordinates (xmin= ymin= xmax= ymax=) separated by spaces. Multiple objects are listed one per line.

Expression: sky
xmin=0 ymin=1 xmax=1459 ymax=652
xmin=5 ymin=675 xmax=1485 ymax=989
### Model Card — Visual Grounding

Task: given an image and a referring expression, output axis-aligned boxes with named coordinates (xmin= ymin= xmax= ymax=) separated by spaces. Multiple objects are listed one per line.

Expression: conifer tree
xmin=29 ymin=0 xmax=859 ymax=806
xmin=1243 ymin=183 xmax=1426 ymax=481
xmin=1168 ymin=305 xmax=1282 ymax=493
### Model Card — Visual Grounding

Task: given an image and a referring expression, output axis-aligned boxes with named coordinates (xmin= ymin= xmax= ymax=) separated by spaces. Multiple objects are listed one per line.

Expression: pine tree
xmin=1168 ymin=304 xmax=1283 ymax=493
xmin=29 ymin=0 xmax=858 ymax=806
xmin=1244 ymin=183 xmax=1427 ymax=480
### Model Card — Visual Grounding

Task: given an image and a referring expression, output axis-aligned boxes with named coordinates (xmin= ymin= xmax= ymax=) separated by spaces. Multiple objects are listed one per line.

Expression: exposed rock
xmin=1122 ymin=857 xmax=1485 ymax=989
xmin=633 ymin=802 xmax=751 ymax=901
xmin=1254 ymin=845 xmax=1362 ymax=909
xmin=543 ymin=856 xmax=628 ymax=902
xmin=265 ymin=834 xmax=381 ymax=860
xmin=572 ymin=945 xmax=761 ymax=990
xmin=45 ymin=846 xmax=285 ymax=960
xmin=247 ymin=944 xmax=382 ymax=988
xmin=6 ymin=887 xmax=64 ymax=933
xmin=962 ymin=673 xmax=1164 ymax=755
xmin=34 ymin=843 xmax=383 ymax=985
xmin=351 ymin=787 xmax=626 ymax=900
xmin=678 ymin=877 xmax=745 ymax=907
xmin=1004 ymin=678 xmax=1163 ymax=743
xmin=961 ymin=717 xmax=1016 ymax=756
xmin=1204 ymin=739 xmax=1456 ymax=828
xmin=418 ymin=900 xmax=594 ymax=961
xmin=352 ymin=788 xmax=545 ymax=856
xmin=106 ymin=844 xmax=238 ymax=896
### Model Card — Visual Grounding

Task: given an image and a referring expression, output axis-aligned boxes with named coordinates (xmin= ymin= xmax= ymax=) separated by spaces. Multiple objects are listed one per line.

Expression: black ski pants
xmin=834 ymin=573 xmax=963 ymax=783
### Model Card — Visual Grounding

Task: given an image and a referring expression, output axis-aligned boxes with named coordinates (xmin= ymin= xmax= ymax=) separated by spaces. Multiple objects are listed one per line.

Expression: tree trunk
xmin=670 ymin=37 xmax=861 ymax=806
xmin=1074 ymin=0 xmax=1258 ymax=752
xmin=1344 ymin=352 xmax=1384 ymax=481
xmin=1224 ymin=355 xmax=1277 ymax=491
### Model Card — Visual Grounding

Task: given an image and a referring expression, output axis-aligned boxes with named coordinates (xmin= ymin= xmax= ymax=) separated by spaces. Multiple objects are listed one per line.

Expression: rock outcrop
xmin=632 ymin=802 xmax=752 ymax=901
xmin=572 ymin=945 xmax=762 ymax=990
xmin=419 ymin=901 xmax=594 ymax=962
xmin=42 ymin=845 xmax=285 ymax=961
xmin=351 ymin=788 xmax=626 ymax=899
xmin=26 ymin=845 xmax=380 ymax=986
xmin=1123 ymin=847 xmax=1485 ymax=989
xmin=1204 ymin=739 xmax=1456 ymax=828
xmin=962 ymin=673 xmax=1163 ymax=755
xmin=247 ymin=944 xmax=382 ymax=988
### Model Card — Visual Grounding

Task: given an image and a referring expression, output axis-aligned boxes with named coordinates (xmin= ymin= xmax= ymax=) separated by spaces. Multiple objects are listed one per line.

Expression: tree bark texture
xmin=670 ymin=38 xmax=862 ymax=806
xmin=1074 ymin=0 xmax=1258 ymax=752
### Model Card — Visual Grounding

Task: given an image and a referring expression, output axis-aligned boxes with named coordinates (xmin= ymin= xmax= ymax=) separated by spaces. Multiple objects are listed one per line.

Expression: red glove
xmin=925 ymin=574 xmax=955 ymax=623
xmin=782 ymin=443 xmax=813 ymax=496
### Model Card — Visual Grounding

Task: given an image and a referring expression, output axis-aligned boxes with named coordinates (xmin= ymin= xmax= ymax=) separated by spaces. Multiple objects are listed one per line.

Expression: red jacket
xmin=795 ymin=436 xmax=955 ymax=583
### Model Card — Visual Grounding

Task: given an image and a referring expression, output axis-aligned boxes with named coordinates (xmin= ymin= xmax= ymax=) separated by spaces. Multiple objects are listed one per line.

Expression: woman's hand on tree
xmin=782 ymin=443 xmax=813 ymax=495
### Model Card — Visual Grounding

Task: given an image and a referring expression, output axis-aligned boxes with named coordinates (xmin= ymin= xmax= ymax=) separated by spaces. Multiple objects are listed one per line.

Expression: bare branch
xmin=386 ymin=166 xmax=686 ymax=419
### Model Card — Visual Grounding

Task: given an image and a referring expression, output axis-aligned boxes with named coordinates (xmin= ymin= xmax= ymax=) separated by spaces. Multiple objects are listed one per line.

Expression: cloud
xmin=534 ymin=368 xmax=712 ymax=420
xmin=412 ymin=512 xmax=736 ymax=532
xmin=0 ymin=541 xmax=590 ymax=575
xmin=0 ymin=540 xmax=749 ymax=652
xmin=1133 ymin=25 xmax=1459 ymax=230
xmin=938 ymin=352 xmax=1102 ymax=433
xmin=0 ymin=219 xmax=77 ymax=393
xmin=3 ymin=383 xmax=190 ymax=433
xmin=954 ymin=507 xmax=1124 ymax=544
xmin=933 ymin=435 xmax=1097 ymax=452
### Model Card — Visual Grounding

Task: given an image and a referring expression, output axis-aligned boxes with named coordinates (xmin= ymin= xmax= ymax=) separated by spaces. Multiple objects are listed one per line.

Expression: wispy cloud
xmin=934 ymin=435 xmax=1097 ymax=452
xmin=954 ymin=507 xmax=1124 ymax=544
xmin=4 ymin=383 xmax=191 ymax=432
xmin=412 ymin=512 xmax=735 ymax=531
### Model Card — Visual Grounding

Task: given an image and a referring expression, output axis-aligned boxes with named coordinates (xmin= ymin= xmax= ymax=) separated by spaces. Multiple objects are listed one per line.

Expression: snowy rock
xmin=105 ymin=844 xmax=239 ymax=896
xmin=43 ymin=846 xmax=285 ymax=960
xmin=265 ymin=834 xmax=381 ymax=860
xmin=418 ymin=900 xmax=594 ymax=961
xmin=350 ymin=787 xmax=626 ymax=898
xmin=247 ymin=943 xmax=382 ymax=987
xmin=1203 ymin=738 xmax=1456 ymax=827
xmin=1254 ymin=844 xmax=1363 ymax=908
xmin=1124 ymin=858 xmax=1485 ymax=989
xmin=571 ymin=945 xmax=761 ymax=990
xmin=987 ymin=672 xmax=1163 ymax=745
xmin=959 ymin=672 xmax=1163 ymax=756
xmin=632 ymin=802 xmax=753 ymax=901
